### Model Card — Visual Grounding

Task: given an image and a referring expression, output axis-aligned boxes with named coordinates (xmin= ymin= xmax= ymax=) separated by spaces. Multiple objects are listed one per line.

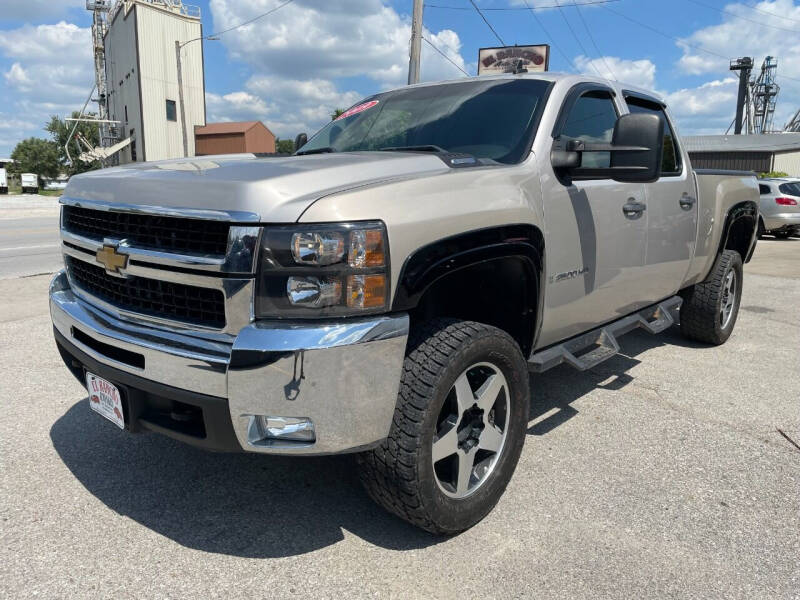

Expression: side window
xmin=625 ymin=96 xmax=682 ymax=176
xmin=166 ymin=99 xmax=177 ymax=122
xmin=561 ymin=90 xmax=618 ymax=168
xmin=779 ymin=182 xmax=800 ymax=196
xmin=758 ymin=184 xmax=771 ymax=195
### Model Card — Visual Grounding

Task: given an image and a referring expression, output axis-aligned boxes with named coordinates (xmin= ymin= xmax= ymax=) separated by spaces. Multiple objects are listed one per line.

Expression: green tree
xmin=10 ymin=138 xmax=61 ymax=185
xmin=45 ymin=112 xmax=101 ymax=175
xmin=758 ymin=171 xmax=789 ymax=179
xmin=275 ymin=137 xmax=295 ymax=154
xmin=331 ymin=108 xmax=346 ymax=120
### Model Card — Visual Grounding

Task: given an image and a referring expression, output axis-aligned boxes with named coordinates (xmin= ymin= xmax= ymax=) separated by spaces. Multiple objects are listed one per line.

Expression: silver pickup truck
xmin=50 ymin=73 xmax=758 ymax=533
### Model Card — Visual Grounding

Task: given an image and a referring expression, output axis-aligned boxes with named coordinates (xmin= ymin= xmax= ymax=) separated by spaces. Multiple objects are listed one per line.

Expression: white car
xmin=757 ymin=178 xmax=800 ymax=238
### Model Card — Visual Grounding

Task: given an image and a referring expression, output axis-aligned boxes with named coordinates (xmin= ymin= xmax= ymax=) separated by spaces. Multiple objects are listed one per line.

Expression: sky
xmin=0 ymin=0 xmax=799 ymax=158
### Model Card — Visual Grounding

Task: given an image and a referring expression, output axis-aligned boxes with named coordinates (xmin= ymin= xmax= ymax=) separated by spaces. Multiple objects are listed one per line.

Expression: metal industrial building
xmin=683 ymin=133 xmax=800 ymax=175
xmin=101 ymin=0 xmax=206 ymax=164
xmin=195 ymin=121 xmax=276 ymax=156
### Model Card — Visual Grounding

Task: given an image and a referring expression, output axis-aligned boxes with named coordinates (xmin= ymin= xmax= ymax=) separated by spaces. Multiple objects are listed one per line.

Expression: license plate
xmin=86 ymin=372 xmax=125 ymax=429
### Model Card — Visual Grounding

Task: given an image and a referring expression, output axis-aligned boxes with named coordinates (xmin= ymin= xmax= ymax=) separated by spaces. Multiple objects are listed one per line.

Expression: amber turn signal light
xmin=347 ymin=274 xmax=387 ymax=309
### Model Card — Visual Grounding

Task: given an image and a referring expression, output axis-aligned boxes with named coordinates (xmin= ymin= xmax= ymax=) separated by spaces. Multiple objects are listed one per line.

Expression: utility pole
xmin=408 ymin=0 xmax=424 ymax=85
xmin=175 ymin=40 xmax=189 ymax=158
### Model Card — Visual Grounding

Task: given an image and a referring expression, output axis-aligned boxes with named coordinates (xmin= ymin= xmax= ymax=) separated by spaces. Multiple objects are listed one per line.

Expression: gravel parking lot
xmin=1 ymin=236 xmax=798 ymax=599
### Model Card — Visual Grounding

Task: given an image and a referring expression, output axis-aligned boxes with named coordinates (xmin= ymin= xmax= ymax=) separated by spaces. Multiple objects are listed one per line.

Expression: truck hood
xmin=64 ymin=152 xmax=451 ymax=222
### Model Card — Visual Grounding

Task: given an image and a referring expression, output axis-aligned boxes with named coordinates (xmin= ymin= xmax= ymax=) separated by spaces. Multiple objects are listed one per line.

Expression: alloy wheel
xmin=432 ymin=362 xmax=510 ymax=499
xmin=720 ymin=269 xmax=737 ymax=328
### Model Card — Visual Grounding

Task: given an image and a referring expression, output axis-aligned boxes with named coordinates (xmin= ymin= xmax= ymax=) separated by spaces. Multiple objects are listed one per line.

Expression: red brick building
xmin=194 ymin=121 xmax=276 ymax=155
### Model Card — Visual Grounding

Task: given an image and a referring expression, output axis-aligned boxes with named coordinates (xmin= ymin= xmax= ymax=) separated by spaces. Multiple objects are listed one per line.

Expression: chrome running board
xmin=529 ymin=296 xmax=682 ymax=373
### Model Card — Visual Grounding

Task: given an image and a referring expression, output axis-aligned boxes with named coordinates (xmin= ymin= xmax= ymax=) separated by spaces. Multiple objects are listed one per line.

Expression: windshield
xmin=778 ymin=182 xmax=800 ymax=196
xmin=299 ymin=78 xmax=552 ymax=164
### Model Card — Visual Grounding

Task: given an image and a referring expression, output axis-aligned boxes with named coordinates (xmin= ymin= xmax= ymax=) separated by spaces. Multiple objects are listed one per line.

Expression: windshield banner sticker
xmin=335 ymin=100 xmax=379 ymax=121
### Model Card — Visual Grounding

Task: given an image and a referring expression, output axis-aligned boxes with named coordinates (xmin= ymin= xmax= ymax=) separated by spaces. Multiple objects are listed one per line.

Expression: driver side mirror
xmin=294 ymin=132 xmax=308 ymax=152
xmin=551 ymin=113 xmax=664 ymax=183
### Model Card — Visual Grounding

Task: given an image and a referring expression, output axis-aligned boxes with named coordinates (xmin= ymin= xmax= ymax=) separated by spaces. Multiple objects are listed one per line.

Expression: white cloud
xmin=666 ymin=78 xmax=738 ymax=118
xmin=0 ymin=21 xmax=94 ymax=154
xmin=574 ymin=55 xmax=656 ymax=90
xmin=675 ymin=0 xmax=800 ymax=130
xmin=0 ymin=116 xmax=37 ymax=132
xmin=209 ymin=0 xmax=416 ymax=80
xmin=5 ymin=63 xmax=33 ymax=90
xmin=508 ymin=0 xmax=604 ymax=7
xmin=0 ymin=21 xmax=90 ymax=64
xmin=205 ymin=91 xmax=272 ymax=123
xmin=206 ymin=0 xmax=468 ymax=138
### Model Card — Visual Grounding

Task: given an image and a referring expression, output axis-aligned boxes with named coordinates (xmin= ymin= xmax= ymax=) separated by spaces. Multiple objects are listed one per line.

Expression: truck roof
xmin=396 ymin=72 xmax=665 ymax=105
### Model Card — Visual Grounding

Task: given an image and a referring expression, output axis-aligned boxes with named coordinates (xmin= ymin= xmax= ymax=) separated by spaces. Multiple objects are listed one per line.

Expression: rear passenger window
xmin=778 ymin=183 xmax=800 ymax=196
xmin=758 ymin=184 xmax=771 ymax=194
xmin=625 ymin=96 xmax=682 ymax=176
xmin=561 ymin=90 xmax=618 ymax=168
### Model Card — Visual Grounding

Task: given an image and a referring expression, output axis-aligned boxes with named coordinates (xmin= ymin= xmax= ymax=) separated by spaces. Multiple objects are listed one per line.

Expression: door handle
xmin=622 ymin=199 xmax=646 ymax=219
xmin=679 ymin=193 xmax=696 ymax=210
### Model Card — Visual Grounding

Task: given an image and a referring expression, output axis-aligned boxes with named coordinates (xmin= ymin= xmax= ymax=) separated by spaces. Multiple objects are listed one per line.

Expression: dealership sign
xmin=478 ymin=45 xmax=550 ymax=75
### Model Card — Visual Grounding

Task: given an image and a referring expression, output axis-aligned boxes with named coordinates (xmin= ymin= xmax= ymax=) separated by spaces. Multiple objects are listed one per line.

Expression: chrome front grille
xmin=63 ymin=205 xmax=231 ymax=256
xmin=66 ymin=256 xmax=226 ymax=328
xmin=60 ymin=198 xmax=262 ymax=335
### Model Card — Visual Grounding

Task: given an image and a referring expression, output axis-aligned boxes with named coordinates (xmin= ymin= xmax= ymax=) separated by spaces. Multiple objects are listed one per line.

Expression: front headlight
xmin=255 ymin=221 xmax=389 ymax=318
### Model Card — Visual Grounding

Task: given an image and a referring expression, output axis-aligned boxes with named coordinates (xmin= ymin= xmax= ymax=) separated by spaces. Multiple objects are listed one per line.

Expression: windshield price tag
xmin=335 ymin=100 xmax=379 ymax=121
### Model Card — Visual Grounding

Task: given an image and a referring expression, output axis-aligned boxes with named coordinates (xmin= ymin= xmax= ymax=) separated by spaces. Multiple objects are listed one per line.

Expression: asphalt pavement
xmin=0 ymin=220 xmax=798 ymax=598
xmin=0 ymin=195 xmax=62 ymax=279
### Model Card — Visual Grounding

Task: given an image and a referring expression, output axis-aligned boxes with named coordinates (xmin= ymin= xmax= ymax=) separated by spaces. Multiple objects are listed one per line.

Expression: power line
xmin=572 ymin=0 xmax=616 ymax=79
xmin=468 ymin=0 xmax=506 ymax=46
xmin=600 ymin=4 xmax=800 ymax=84
xmin=423 ymin=25 xmax=467 ymax=61
xmin=685 ymin=0 xmax=800 ymax=34
xmin=520 ymin=0 xmax=578 ymax=72
xmin=426 ymin=0 xmax=622 ymax=10
xmin=553 ymin=0 xmax=604 ymax=77
xmin=601 ymin=4 xmax=729 ymax=59
xmin=207 ymin=0 xmax=296 ymax=39
xmin=422 ymin=36 xmax=471 ymax=77
xmin=740 ymin=0 xmax=800 ymax=25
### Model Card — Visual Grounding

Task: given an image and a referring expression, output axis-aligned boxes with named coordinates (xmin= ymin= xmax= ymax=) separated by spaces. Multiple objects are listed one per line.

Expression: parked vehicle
xmin=757 ymin=178 xmax=800 ymax=238
xmin=0 ymin=168 xmax=7 ymax=194
xmin=50 ymin=73 xmax=759 ymax=533
xmin=44 ymin=175 xmax=70 ymax=191
xmin=20 ymin=173 xmax=38 ymax=194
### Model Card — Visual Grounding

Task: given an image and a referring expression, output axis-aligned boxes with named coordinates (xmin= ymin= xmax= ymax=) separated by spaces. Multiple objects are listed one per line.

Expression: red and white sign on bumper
xmin=478 ymin=45 xmax=550 ymax=75
xmin=86 ymin=372 xmax=125 ymax=429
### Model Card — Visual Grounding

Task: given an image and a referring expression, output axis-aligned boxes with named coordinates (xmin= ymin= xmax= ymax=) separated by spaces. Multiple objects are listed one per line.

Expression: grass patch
xmin=1 ymin=183 xmax=62 ymax=197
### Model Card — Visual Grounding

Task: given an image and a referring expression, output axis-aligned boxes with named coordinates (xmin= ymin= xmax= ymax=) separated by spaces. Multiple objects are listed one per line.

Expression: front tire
xmin=357 ymin=319 xmax=530 ymax=534
xmin=680 ymin=250 xmax=743 ymax=345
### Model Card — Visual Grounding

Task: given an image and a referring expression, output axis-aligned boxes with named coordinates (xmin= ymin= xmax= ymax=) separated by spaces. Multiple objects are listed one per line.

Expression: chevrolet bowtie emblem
xmin=95 ymin=244 xmax=128 ymax=274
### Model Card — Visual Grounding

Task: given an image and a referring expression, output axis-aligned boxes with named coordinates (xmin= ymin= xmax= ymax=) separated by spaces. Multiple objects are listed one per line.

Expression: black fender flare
xmin=718 ymin=200 xmax=758 ymax=263
xmin=392 ymin=224 xmax=545 ymax=353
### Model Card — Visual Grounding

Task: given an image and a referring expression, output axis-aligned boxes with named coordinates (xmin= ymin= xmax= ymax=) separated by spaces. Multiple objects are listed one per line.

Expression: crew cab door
xmin=624 ymin=94 xmax=696 ymax=302
xmin=538 ymin=85 xmax=649 ymax=346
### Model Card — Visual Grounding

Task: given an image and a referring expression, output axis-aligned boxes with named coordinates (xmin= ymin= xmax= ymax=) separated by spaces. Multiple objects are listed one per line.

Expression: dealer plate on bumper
xmin=86 ymin=372 xmax=125 ymax=429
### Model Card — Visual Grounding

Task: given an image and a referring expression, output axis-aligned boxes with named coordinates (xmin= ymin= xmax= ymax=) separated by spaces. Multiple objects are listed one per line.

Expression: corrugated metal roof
xmin=195 ymin=121 xmax=270 ymax=136
xmin=683 ymin=133 xmax=800 ymax=153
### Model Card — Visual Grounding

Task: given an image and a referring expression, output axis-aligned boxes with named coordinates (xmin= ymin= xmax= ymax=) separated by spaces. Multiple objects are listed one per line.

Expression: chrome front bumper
xmin=50 ymin=270 xmax=409 ymax=455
